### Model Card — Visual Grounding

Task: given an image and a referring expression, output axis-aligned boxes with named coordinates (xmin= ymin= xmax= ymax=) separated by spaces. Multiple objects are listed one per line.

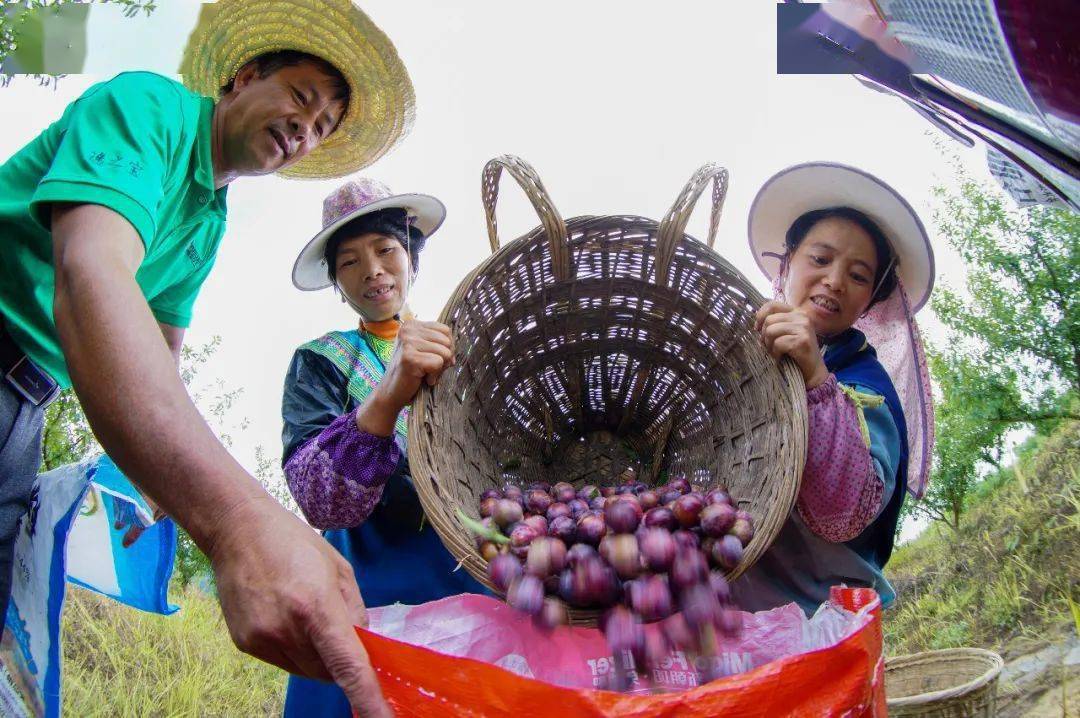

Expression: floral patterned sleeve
xmin=281 ymin=349 xmax=400 ymax=530
xmin=797 ymin=374 xmax=901 ymax=543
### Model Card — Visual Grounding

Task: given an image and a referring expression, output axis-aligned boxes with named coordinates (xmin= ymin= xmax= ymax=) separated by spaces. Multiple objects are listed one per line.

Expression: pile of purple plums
xmin=467 ymin=475 xmax=756 ymax=686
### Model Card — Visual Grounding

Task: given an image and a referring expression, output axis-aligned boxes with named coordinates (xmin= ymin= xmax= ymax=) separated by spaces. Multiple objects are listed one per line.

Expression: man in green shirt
xmin=0 ymin=1 xmax=414 ymax=714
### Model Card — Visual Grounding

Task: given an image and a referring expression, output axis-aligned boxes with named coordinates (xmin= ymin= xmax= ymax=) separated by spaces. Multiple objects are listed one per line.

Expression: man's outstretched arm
xmin=158 ymin=322 xmax=185 ymax=368
xmin=50 ymin=202 xmax=391 ymax=717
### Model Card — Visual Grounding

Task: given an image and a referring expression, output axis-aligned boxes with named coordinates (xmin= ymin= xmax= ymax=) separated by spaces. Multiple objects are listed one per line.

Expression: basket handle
xmin=482 ymin=155 xmax=573 ymax=281
xmin=654 ymin=163 xmax=730 ymax=287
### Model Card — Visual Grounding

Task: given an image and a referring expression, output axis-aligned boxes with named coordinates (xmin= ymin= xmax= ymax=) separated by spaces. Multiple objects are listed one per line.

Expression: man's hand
xmin=754 ymin=301 xmax=830 ymax=389
xmin=357 ymin=320 xmax=454 ymax=437
xmin=208 ymin=496 xmax=391 ymax=716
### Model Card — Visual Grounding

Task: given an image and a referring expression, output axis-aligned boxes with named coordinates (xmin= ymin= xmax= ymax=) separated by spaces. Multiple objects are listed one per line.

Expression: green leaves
xmin=41 ymin=388 xmax=98 ymax=472
xmin=1 ymin=1 xmax=155 ymax=79
xmin=931 ymin=175 xmax=1079 ymax=400
xmin=456 ymin=509 xmax=510 ymax=544
xmin=905 ymin=166 xmax=1079 ymax=532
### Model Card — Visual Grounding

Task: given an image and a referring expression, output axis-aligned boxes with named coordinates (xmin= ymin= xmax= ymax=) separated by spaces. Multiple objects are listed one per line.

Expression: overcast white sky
xmin=2 ymin=1 xmax=998 ymax=539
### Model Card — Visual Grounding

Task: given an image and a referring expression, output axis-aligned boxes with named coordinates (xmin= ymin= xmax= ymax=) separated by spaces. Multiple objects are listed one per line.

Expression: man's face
xmin=219 ymin=61 xmax=347 ymax=176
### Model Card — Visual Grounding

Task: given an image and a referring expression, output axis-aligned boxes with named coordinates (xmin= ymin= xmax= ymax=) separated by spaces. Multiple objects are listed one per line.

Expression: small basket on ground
xmin=885 ymin=648 xmax=1005 ymax=717
xmin=408 ymin=155 xmax=807 ymax=623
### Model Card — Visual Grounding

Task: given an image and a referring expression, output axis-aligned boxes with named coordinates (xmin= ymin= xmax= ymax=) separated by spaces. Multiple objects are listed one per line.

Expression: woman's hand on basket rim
xmin=357 ymin=320 xmax=456 ymax=436
xmin=754 ymin=301 xmax=830 ymax=390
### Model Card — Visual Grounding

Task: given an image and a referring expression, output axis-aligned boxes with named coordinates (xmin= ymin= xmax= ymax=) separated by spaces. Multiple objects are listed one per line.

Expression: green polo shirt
xmin=0 ymin=71 xmax=228 ymax=388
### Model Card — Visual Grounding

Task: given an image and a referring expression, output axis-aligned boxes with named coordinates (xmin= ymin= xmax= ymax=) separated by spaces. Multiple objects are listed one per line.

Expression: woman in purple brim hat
xmin=281 ymin=179 xmax=488 ymax=716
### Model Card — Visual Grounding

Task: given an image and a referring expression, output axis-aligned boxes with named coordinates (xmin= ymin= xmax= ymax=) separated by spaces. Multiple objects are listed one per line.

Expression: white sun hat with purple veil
xmin=292 ymin=178 xmax=445 ymax=291
xmin=748 ymin=162 xmax=936 ymax=499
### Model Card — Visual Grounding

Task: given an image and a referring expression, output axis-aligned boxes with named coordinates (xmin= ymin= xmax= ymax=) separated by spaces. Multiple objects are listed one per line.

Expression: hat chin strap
xmin=339 ymin=290 xmax=370 ymax=317
xmin=869 ymin=252 xmax=897 ymax=306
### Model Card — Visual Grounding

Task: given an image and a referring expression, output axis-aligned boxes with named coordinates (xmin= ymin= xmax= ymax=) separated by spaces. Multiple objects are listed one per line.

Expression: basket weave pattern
xmin=886 ymin=648 xmax=1005 ymax=717
xmin=408 ymin=156 xmax=807 ymax=620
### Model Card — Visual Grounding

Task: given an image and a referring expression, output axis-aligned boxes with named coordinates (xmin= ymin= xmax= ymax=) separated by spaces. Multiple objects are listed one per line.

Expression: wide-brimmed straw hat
xmin=179 ymin=0 xmax=415 ymax=180
xmin=748 ymin=162 xmax=935 ymax=313
xmin=293 ymin=178 xmax=445 ymax=290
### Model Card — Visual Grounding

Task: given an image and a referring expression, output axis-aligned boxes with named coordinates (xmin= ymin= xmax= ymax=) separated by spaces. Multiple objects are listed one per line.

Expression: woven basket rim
xmin=415 ymin=216 xmax=806 ymax=596
xmin=408 ymin=156 xmax=807 ymax=624
xmin=884 ymin=647 xmax=1004 ymax=706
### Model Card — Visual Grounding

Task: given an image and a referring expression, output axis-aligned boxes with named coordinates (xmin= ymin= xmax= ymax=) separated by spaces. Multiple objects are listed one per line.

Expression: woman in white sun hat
xmin=735 ymin=162 xmax=936 ymax=616
xmin=280 ymin=179 xmax=488 ymax=716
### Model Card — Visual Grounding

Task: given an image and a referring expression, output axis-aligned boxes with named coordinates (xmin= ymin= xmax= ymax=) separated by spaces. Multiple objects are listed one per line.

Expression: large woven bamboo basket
xmin=408 ymin=156 xmax=807 ymax=623
xmin=885 ymin=648 xmax=1004 ymax=717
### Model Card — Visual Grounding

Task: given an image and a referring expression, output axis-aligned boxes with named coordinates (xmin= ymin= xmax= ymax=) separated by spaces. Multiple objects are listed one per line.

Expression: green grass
xmin=61 ymin=585 xmax=285 ymax=717
xmin=884 ymin=420 xmax=1080 ymax=657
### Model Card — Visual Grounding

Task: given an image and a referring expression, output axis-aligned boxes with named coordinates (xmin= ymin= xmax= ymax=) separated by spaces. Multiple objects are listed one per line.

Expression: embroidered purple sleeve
xmin=284 ymin=409 xmax=401 ymax=530
xmin=796 ymin=374 xmax=884 ymax=543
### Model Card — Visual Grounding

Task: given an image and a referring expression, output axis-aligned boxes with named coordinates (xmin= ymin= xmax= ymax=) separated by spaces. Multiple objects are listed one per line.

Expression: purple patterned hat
xmin=292 ymin=178 xmax=445 ymax=290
